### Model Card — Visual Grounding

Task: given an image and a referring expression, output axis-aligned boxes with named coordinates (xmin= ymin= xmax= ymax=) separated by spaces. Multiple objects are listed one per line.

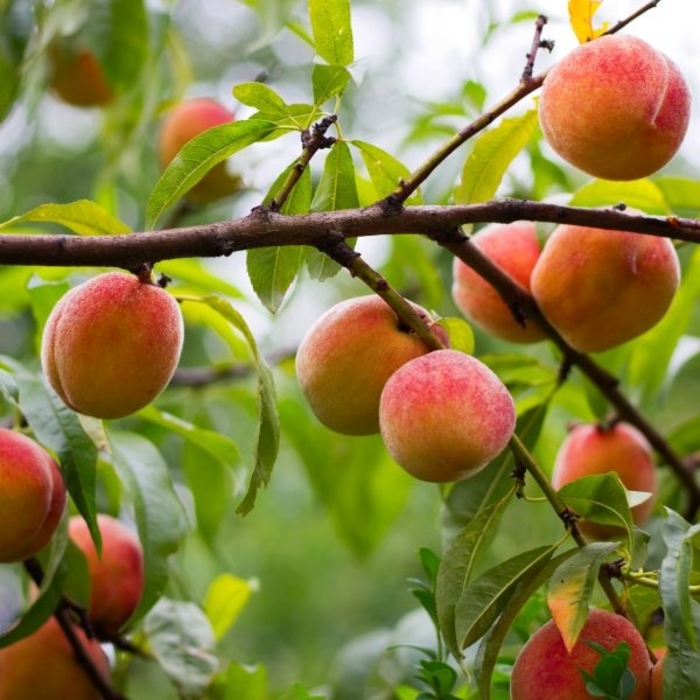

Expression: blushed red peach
xmin=510 ymin=609 xmax=652 ymax=700
xmin=539 ymin=35 xmax=691 ymax=180
xmin=530 ymin=223 xmax=679 ymax=353
xmin=158 ymin=98 xmax=242 ymax=202
xmin=0 ymin=428 xmax=66 ymax=563
xmin=41 ymin=271 xmax=184 ymax=420
xmin=296 ymin=296 xmax=446 ymax=435
xmin=378 ymin=349 xmax=515 ymax=482
xmin=452 ymin=222 xmax=545 ymax=343
xmin=551 ymin=422 xmax=657 ymax=539
xmin=69 ymin=514 xmax=145 ymax=636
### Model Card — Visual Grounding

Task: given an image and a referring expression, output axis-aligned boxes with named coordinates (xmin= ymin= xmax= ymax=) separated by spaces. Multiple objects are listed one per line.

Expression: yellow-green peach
xmin=452 ymin=222 xmax=545 ymax=343
xmin=41 ymin=271 xmax=184 ymax=420
xmin=539 ymin=35 xmax=691 ymax=180
xmin=530 ymin=224 xmax=679 ymax=353
xmin=379 ymin=349 xmax=515 ymax=482
xmin=296 ymin=296 xmax=446 ymax=435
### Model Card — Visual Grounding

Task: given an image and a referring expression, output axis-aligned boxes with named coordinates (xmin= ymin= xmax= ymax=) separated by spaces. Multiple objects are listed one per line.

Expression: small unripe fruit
xmin=0 ymin=429 xmax=66 ymax=563
xmin=551 ymin=422 xmax=657 ymax=539
xmin=539 ymin=35 xmax=691 ymax=180
xmin=379 ymin=349 xmax=516 ymax=482
xmin=530 ymin=224 xmax=679 ymax=353
xmin=452 ymin=222 xmax=546 ymax=343
xmin=158 ymin=98 xmax=242 ymax=202
xmin=69 ymin=514 xmax=145 ymax=636
xmin=0 ymin=617 xmax=109 ymax=700
xmin=510 ymin=609 xmax=652 ymax=700
xmin=296 ymin=295 xmax=446 ymax=435
xmin=41 ymin=271 xmax=184 ymax=420
xmin=49 ymin=44 xmax=113 ymax=108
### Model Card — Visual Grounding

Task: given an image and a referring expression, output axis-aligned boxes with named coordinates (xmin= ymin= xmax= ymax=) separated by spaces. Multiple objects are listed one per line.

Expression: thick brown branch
xmin=1 ymin=200 xmax=698 ymax=269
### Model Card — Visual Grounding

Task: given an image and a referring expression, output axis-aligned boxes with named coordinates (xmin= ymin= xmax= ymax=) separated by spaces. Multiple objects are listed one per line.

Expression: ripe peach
xmin=650 ymin=652 xmax=665 ymax=700
xmin=539 ymin=35 xmax=691 ymax=180
xmin=0 ymin=617 xmax=109 ymax=700
xmin=452 ymin=222 xmax=546 ymax=343
xmin=510 ymin=609 xmax=652 ymax=700
xmin=295 ymin=295 xmax=447 ymax=435
xmin=530 ymin=224 xmax=679 ymax=353
xmin=378 ymin=349 xmax=516 ymax=482
xmin=158 ymin=98 xmax=242 ymax=202
xmin=0 ymin=429 xmax=66 ymax=563
xmin=49 ymin=44 xmax=113 ymax=108
xmin=551 ymin=422 xmax=657 ymax=539
xmin=69 ymin=514 xmax=144 ymax=636
xmin=41 ymin=271 xmax=184 ymax=420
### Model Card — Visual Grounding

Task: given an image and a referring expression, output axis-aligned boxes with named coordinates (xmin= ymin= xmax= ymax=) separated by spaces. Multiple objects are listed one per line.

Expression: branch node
xmin=522 ymin=14 xmax=551 ymax=82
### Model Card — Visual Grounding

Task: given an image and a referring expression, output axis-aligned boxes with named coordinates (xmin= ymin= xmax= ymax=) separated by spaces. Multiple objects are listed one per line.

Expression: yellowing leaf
xmin=568 ymin=0 xmax=609 ymax=43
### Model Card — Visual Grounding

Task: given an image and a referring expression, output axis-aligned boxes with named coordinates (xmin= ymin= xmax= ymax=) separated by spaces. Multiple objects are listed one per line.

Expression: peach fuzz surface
xmin=539 ymin=35 xmax=691 ymax=181
xmin=41 ymin=271 xmax=184 ymax=420
xmin=69 ymin=514 xmax=145 ymax=636
xmin=551 ymin=422 xmax=657 ymax=539
xmin=510 ymin=609 xmax=652 ymax=700
xmin=296 ymin=295 xmax=445 ymax=435
xmin=158 ymin=98 xmax=241 ymax=202
xmin=452 ymin=221 xmax=546 ymax=343
xmin=530 ymin=223 xmax=679 ymax=353
xmin=0 ymin=428 xmax=66 ymax=563
xmin=0 ymin=617 xmax=109 ymax=700
xmin=378 ymin=349 xmax=515 ymax=482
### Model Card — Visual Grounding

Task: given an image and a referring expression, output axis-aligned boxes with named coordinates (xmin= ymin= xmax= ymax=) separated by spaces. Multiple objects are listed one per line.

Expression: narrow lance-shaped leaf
xmin=147 ymin=118 xmax=277 ymax=228
xmin=308 ymin=0 xmax=354 ymax=66
xmin=312 ymin=63 xmax=352 ymax=106
xmin=184 ymin=297 xmax=280 ymax=515
xmin=455 ymin=109 xmax=537 ymax=205
xmin=233 ymin=82 xmax=290 ymax=120
xmin=455 ymin=544 xmax=557 ymax=650
xmin=546 ymin=542 xmax=619 ymax=652
xmin=247 ymin=164 xmax=312 ymax=312
xmin=0 ymin=200 xmax=132 ymax=236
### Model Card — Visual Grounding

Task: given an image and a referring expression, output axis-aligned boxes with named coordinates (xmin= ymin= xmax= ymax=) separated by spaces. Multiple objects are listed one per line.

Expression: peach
xmin=0 ymin=617 xmax=109 ymax=700
xmin=0 ymin=429 xmax=66 ymax=563
xmin=69 ymin=514 xmax=145 ymax=636
xmin=650 ymin=652 xmax=665 ymax=700
xmin=530 ymin=224 xmax=679 ymax=353
xmin=49 ymin=44 xmax=113 ymax=108
xmin=378 ymin=349 xmax=516 ymax=482
xmin=551 ymin=422 xmax=657 ymax=539
xmin=539 ymin=35 xmax=691 ymax=181
xmin=510 ymin=609 xmax=652 ymax=700
xmin=452 ymin=222 xmax=546 ymax=343
xmin=41 ymin=271 xmax=184 ymax=420
xmin=158 ymin=98 xmax=242 ymax=202
xmin=295 ymin=295 xmax=446 ymax=435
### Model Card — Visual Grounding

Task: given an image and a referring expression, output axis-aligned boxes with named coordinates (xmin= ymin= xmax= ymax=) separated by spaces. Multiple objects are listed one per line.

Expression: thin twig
xmin=522 ymin=15 xmax=553 ymax=82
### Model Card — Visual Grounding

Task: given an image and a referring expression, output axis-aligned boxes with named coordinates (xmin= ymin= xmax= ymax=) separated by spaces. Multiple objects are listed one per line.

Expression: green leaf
xmin=434 ymin=317 xmax=475 ymax=355
xmin=455 ymin=109 xmax=537 ymax=204
xmin=144 ymin=598 xmax=219 ymax=700
xmin=312 ymin=63 xmax=352 ymax=105
xmin=655 ymin=176 xmax=700 ymax=218
xmin=307 ymin=141 xmax=359 ymax=280
xmin=147 ymin=119 xmax=277 ymax=227
xmin=251 ymin=102 xmax=322 ymax=131
xmin=455 ymin=544 xmax=557 ymax=649
xmin=626 ymin=244 xmax=700 ymax=402
xmin=557 ymin=473 xmax=635 ymax=544
xmin=568 ymin=178 xmax=670 ymax=214
xmin=15 ymin=373 xmax=99 ymax=543
xmin=247 ymin=165 xmax=311 ymax=311
xmin=221 ymin=662 xmax=268 ymax=700
xmin=0 ymin=200 xmax=132 ymax=235
xmin=436 ymin=497 xmax=514 ymax=659
xmin=185 ymin=297 xmax=279 ymax=515
xmin=546 ymin=542 xmax=619 ymax=652
xmin=108 ymin=430 xmax=187 ymax=625
xmin=233 ymin=82 xmax=289 ymax=119
xmin=581 ymin=641 xmax=636 ymax=700
xmin=308 ymin=0 xmax=353 ymax=66
xmin=352 ymin=139 xmax=423 ymax=204
xmin=203 ymin=574 xmax=256 ymax=642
